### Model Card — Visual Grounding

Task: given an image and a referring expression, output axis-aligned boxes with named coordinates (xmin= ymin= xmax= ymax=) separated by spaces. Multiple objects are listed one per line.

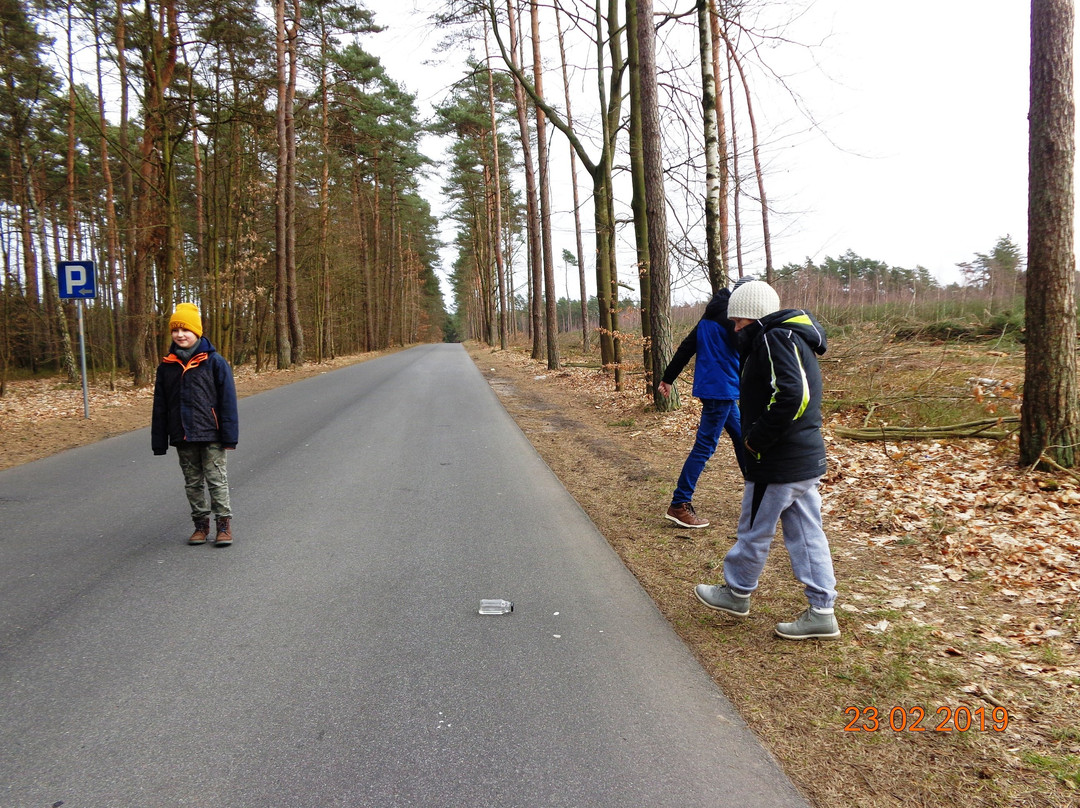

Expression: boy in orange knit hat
xmin=151 ymin=303 xmax=239 ymax=546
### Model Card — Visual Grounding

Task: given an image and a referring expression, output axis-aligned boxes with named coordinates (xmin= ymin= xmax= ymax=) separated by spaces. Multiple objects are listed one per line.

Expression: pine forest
xmin=1 ymin=0 xmax=1076 ymax=469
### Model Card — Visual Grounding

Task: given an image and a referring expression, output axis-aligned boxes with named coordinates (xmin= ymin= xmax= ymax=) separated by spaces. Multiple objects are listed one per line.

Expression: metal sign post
xmin=57 ymin=261 xmax=97 ymax=419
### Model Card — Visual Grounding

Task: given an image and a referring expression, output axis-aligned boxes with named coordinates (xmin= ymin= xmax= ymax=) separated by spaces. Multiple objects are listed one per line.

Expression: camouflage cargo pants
xmin=176 ymin=442 xmax=232 ymax=520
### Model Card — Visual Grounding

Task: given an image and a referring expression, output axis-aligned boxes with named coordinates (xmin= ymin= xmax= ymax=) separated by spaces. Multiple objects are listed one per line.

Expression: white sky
xmin=358 ymin=1 xmax=1045 ymax=302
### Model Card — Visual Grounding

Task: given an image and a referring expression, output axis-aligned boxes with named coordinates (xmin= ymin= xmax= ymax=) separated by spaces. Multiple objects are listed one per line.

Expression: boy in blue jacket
xmin=659 ymin=285 xmax=747 ymax=528
xmin=694 ymin=281 xmax=840 ymax=639
xmin=152 ymin=303 xmax=239 ymax=547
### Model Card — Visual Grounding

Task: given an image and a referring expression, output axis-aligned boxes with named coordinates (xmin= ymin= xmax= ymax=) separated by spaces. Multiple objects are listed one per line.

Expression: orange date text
xmin=843 ymin=705 xmax=1009 ymax=732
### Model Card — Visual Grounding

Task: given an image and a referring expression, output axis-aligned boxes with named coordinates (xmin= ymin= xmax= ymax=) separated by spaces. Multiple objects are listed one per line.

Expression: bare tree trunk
xmin=373 ymin=159 xmax=384 ymax=347
xmin=317 ymin=15 xmax=332 ymax=362
xmin=286 ymin=0 xmax=304 ymax=364
xmin=506 ymin=0 xmax=543 ymax=359
xmin=636 ymin=0 xmax=674 ymax=410
xmin=699 ymin=0 xmax=724 ymax=292
xmin=1021 ymin=0 xmax=1080 ymax=467
xmin=182 ymin=36 xmax=206 ymax=322
xmin=554 ymin=10 xmax=589 ymax=352
xmin=179 ymin=45 xmax=208 ymax=355
xmin=351 ymin=173 xmax=373 ymax=352
xmin=726 ymin=40 xmax=772 ymax=281
xmin=484 ymin=33 xmax=509 ymax=350
xmin=116 ymin=0 xmax=135 ymax=368
xmin=626 ymin=0 xmax=652 ymax=383
xmin=25 ymin=158 xmax=78 ymax=381
xmin=62 ymin=9 xmax=82 ymax=384
xmin=274 ymin=0 xmax=291 ymax=368
xmin=479 ymin=160 xmax=496 ymax=343
xmin=504 ymin=210 xmax=517 ymax=337
xmin=385 ymin=185 xmax=397 ymax=346
xmin=12 ymin=153 xmax=39 ymax=307
xmin=92 ymin=3 xmax=121 ymax=375
xmin=154 ymin=0 xmax=182 ymax=348
xmin=190 ymin=100 xmax=205 ymax=289
xmin=726 ymin=43 xmax=743 ymax=278
xmin=709 ymin=0 xmax=731 ymax=283
xmin=65 ymin=8 xmax=77 ymax=260
xmin=130 ymin=0 xmax=179 ymax=383
xmin=600 ymin=0 xmax=624 ymax=388
xmin=531 ymin=0 xmax=560 ymax=370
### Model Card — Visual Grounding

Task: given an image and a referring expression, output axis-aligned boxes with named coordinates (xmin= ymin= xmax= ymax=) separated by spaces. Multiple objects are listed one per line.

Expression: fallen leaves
xmin=822 ymin=430 xmax=1080 ymax=602
xmin=0 ymin=378 xmax=154 ymax=428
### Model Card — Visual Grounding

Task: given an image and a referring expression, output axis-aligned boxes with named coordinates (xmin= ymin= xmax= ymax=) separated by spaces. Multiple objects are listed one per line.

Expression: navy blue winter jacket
xmin=151 ymin=336 xmax=239 ymax=454
xmin=662 ymin=288 xmax=741 ymax=400
xmin=738 ymin=309 xmax=827 ymax=484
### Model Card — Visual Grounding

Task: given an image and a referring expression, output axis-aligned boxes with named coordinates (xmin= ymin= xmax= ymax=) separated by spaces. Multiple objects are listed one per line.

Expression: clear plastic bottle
xmin=478 ymin=598 xmax=514 ymax=615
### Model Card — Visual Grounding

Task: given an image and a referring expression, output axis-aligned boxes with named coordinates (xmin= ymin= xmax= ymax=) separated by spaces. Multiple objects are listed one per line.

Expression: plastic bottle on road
xmin=478 ymin=599 xmax=514 ymax=615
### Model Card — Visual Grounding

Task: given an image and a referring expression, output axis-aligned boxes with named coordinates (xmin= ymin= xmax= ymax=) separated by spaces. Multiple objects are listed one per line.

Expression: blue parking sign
xmin=58 ymin=261 xmax=96 ymax=299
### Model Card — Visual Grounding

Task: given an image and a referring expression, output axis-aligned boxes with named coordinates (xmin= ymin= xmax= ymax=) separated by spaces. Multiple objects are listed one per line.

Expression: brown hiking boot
xmin=665 ymin=502 xmax=709 ymax=528
xmin=188 ymin=518 xmax=211 ymax=545
xmin=214 ymin=517 xmax=233 ymax=547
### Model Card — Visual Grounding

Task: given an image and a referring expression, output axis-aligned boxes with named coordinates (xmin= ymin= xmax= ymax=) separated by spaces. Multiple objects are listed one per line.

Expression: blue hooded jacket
xmin=662 ymin=288 xmax=740 ymax=400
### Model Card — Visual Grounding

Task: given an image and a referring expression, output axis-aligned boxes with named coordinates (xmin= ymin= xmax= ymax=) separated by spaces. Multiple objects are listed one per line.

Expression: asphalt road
xmin=0 ymin=344 xmax=809 ymax=808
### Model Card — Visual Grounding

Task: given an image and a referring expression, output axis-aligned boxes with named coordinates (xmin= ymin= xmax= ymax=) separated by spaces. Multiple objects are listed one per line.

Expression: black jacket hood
xmin=747 ymin=308 xmax=827 ymax=356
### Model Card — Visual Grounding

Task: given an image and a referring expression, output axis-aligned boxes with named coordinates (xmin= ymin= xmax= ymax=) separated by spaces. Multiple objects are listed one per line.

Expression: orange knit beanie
xmin=168 ymin=302 xmax=203 ymax=338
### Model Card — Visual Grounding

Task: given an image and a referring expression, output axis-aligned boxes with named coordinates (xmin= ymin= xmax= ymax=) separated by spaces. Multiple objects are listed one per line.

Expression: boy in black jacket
xmin=152 ymin=303 xmax=239 ymax=546
xmin=693 ymin=281 xmax=840 ymax=639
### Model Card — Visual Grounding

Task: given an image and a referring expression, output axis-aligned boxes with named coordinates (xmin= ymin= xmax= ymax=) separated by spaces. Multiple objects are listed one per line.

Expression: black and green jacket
xmin=738 ymin=309 xmax=827 ymax=484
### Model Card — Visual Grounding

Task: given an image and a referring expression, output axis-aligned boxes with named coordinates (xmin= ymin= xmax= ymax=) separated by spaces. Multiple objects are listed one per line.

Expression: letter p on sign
xmin=65 ymin=265 xmax=84 ymax=294
xmin=57 ymin=261 xmax=96 ymax=299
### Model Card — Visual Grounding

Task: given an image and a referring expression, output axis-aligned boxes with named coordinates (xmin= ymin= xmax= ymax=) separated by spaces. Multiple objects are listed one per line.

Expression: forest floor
xmin=1 ymin=333 xmax=1077 ymax=807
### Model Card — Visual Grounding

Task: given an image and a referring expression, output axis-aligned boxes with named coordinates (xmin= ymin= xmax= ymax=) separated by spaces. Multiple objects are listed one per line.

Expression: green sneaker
xmin=694 ymin=584 xmax=750 ymax=617
xmin=775 ymin=608 xmax=840 ymax=640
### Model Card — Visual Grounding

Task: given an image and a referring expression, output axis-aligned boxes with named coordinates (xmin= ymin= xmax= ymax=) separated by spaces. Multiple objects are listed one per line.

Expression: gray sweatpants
xmin=176 ymin=442 xmax=232 ymax=520
xmin=723 ymin=477 xmax=837 ymax=609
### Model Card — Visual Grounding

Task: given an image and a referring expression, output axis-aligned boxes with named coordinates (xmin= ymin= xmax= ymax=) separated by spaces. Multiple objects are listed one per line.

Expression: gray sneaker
xmin=775 ymin=608 xmax=841 ymax=640
xmin=694 ymin=584 xmax=750 ymax=617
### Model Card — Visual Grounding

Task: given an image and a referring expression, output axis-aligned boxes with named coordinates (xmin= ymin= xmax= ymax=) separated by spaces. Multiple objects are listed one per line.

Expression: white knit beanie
xmin=728 ymin=280 xmax=780 ymax=320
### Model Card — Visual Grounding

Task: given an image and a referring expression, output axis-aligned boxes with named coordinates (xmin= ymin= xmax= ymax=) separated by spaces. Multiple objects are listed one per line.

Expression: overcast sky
xmin=359 ymin=1 xmax=1050 ymax=301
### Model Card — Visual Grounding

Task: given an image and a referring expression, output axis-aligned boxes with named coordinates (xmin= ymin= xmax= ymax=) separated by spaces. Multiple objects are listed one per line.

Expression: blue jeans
xmin=671 ymin=399 xmax=745 ymax=505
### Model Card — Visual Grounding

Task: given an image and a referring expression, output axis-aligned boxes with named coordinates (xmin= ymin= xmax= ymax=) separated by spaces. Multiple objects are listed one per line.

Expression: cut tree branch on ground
xmin=835 ymin=417 xmax=1020 ymax=441
xmin=1033 ymin=451 xmax=1080 ymax=484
